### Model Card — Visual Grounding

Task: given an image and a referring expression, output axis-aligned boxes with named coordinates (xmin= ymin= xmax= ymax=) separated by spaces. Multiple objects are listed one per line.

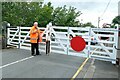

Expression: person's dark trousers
xmin=46 ymin=41 xmax=50 ymax=55
xmin=31 ymin=43 xmax=39 ymax=55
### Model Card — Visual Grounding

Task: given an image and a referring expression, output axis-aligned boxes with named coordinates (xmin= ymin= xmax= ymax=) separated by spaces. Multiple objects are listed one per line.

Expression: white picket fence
xmin=7 ymin=24 xmax=119 ymax=64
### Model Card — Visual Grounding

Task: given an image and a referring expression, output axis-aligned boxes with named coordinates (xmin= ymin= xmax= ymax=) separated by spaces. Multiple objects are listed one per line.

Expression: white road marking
xmin=0 ymin=56 xmax=34 ymax=69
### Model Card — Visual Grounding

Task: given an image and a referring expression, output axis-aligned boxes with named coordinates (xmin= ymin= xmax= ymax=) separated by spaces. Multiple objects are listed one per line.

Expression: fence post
xmin=112 ymin=26 xmax=119 ymax=64
xmin=67 ymin=27 xmax=70 ymax=55
xmin=49 ymin=22 xmax=52 ymax=53
xmin=7 ymin=28 xmax=10 ymax=45
xmin=18 ymin=26 xmax=21 ymax=49
xmin=88 ymin=27 xmax=91 ymax=58
xmin=2 ymin=22 xmax=8 ymax=49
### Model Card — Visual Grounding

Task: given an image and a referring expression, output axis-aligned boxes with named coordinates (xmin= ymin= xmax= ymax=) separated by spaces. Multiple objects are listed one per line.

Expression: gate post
xmin=7 ymin=28 xmax=10 ymax=45
xmin=88 ymin=27 xmax=91 ymax=58
xmin=116 ymin=24 xmax=120 ymax=65
xmin=67 ymin=27 xmax=70 ymax=55
xmin=48 ymin=22 xmax=52 ymax=53
xmin=2 ymin=22 xmax=10 ymax=49
xmin=18 ymin=26 xmax=21 ymax=49
xmin=112 ymin=26 xmax=119 ymax=64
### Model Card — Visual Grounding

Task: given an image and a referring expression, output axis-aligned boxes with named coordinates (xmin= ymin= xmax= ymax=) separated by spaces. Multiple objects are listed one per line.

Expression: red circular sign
xmin=70 ymin=36 xmax=86 ymax=52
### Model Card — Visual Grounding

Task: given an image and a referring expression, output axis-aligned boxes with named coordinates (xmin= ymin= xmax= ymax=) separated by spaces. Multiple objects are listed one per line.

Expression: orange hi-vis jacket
xmin=30 ymin=26 xmax=41 ymax=43
xmin=39 ymin=31 xmax=44 ymax=42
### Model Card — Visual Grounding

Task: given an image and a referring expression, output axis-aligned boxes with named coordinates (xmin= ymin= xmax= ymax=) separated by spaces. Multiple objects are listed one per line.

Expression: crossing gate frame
xmin=7 ymin=24 xmax=119 ymax=64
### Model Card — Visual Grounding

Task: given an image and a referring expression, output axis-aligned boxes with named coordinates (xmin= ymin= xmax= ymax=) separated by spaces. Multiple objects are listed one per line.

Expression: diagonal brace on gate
xmin=91 ymin=30 xmax=112 ymax=57
xmin=21 ymin=31 xmax=30 ymax=45
xmin=9 ymin=27 xmax=19 ymax=44
xmin=51 ymin=28 xmax=67 ymax=52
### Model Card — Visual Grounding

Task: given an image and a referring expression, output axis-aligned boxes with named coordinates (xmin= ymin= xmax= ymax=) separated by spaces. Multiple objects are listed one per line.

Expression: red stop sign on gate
xmin=70 ymin=36 xmax=86 ymax=52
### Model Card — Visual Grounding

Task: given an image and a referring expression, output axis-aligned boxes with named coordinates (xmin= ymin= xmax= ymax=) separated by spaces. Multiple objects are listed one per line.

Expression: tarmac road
xmin=2 ymin=49 xmax=87 ymax=78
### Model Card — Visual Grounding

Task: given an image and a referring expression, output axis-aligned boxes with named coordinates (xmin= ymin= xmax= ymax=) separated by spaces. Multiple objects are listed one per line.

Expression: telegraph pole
xmin=98 ymin=17 xmax=100 ymax=28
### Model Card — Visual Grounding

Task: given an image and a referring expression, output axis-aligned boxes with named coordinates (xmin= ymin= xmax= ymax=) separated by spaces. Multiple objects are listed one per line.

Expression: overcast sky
xmin=44 ymin=0 xmax=119 ymax=27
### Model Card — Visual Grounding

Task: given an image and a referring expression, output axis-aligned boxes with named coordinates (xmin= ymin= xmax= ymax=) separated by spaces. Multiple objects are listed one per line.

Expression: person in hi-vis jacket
xmin=30 ymin=22 xmax=41 ymax=56
xmin=46 ymin=25 xmax=51 ymax=56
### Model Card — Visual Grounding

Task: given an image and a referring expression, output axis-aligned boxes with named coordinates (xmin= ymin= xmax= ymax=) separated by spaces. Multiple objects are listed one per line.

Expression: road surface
xmin=1 ymin=49 xmax=119 ymax=79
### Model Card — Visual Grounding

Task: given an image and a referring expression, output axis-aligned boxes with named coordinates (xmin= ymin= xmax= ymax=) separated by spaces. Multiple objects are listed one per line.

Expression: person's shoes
xmin=46 ymin=54 xmax=49 ymax=56
xmin=32 ymin=54 xmax=36 ymax=56
xmin=36 ymin=53 xmax=41 ymax=55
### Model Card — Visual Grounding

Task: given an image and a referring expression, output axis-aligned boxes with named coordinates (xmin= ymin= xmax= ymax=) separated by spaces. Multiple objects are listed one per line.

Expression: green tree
xmin=2 ymin=2 xmax=82 ymax=27
xmin=52 ymin=5 xmax=81 ymax=27
xmin=38 ymin=2 xmax=53 ymax=27
xmin=2 ymin=2 xmax=53 ymax=27
xmin=111 ymin=15 xmax=120 ymax=28
xmin=82 ymin=22 xmax=95 ymax=28
xmin=112 ymin=16 xmax=120 ymax=25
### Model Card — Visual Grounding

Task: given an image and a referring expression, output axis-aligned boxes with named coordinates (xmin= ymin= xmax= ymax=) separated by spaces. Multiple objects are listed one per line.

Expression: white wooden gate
xmin=7 ymin=24 xmax=119 ymax=64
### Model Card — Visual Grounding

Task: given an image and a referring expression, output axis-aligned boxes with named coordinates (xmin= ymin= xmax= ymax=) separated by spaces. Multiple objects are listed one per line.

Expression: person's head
xmin=34 ymin=22 xmax=38 ymax=27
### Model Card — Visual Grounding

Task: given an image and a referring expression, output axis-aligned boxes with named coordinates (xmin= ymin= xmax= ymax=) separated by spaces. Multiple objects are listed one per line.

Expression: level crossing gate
xmin=7 ymin=23 xmax=119 ymax=64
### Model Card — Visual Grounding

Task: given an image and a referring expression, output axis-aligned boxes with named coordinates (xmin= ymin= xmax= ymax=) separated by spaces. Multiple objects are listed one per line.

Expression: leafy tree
xmin=2 ymin=2 xmax=84 ymax=27
xmin=112 ymin=15 xmax=120 ymax=25
xmin=52 ymin=5 xmax=81 ymax=27
xmin=38 ymin=2 xmax=53 ymax=27
xmin=2 ymin=2 xmax=53 ymax=27
xmin=110 ymin=16 xmax=120 ymax=28
xmin=82 ymin=22 xmax=95 ymax=28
